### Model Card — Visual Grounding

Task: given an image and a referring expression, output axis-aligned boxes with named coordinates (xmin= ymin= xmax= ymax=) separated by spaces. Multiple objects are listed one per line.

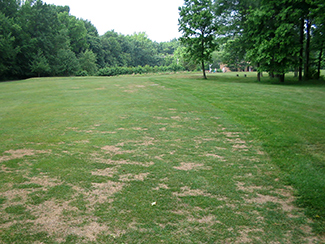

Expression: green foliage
xmin=0 ymin=0 xmax=183 ymax=80
xmin=219 ymin=38 xmax=249 ymax=71
xmin=75 ymin=70 xmax=88 ymax=76
xmin=97 ymin=64 xmax=184 ymax=77
xmin=15 ymin=0 xmax=67 ymax=78
xmin=58 ymin=12 xmax=89 ymax=54
xmin=29 ymin=49 xmax=51 ymax=77
xmin=174 ymin=46 xmax=198 ymax=71
xmin=178 ymin=0 xmax=218 ymax=78
xmin=244 ymin=2 xmax=299 ymax=77
xmin=2 ymin=0 xmax=324 ymax=81
xmin=215 ymin=0 xmax=325 ymax=81
xmin=78 ymin=49 xmax=97 ymax=75
xmin=82 ymin=19 xmax=105 ymax=68
xmin=0 ymin=0 xmax=20 ymax=18
xmin=54 ymin=49 xmax=80 ymax=76
xmin=0 ymin=13 xmax=20 ymax=80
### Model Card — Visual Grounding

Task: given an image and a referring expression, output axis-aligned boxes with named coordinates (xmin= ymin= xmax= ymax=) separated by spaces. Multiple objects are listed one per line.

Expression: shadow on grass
xmin=203 ymin=73 xmax=325 ymax=87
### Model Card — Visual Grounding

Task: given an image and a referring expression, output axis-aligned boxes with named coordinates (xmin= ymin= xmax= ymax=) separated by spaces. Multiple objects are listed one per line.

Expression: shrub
xmin=97 ymin=64 xmax=186 ymax=77
xmin=97 ymin=67 xmax=114 ymax=76
xmin=76 ymin=70 xmax=88 ymax=76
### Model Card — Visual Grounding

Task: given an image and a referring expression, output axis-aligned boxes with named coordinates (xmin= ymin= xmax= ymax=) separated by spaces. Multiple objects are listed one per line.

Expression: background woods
xmin=0 ymin=0 xmax=324 ymax=81
xmin=0 ymin=0 xmax=182 ymax=80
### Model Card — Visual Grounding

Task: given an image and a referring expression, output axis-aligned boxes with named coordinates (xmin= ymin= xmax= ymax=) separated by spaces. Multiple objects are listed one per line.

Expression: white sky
xmin=43 ymin=0 xmax=184 ymax=42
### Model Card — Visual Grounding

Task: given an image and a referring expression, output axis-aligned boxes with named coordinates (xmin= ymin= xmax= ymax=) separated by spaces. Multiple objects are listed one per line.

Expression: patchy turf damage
xmin=1 ymin=75 xmax=324 ymax=243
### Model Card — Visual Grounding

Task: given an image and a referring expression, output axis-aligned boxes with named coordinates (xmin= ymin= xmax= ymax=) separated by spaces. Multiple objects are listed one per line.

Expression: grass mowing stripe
xmin=0 ymin=73 xmax=324 ymax=243
xmin=154 ymin=72 xmax=325 ymax=234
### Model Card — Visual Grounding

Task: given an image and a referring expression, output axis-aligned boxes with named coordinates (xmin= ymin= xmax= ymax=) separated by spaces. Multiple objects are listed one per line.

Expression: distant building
xmin=220 ymin=64 xmax=231 ymax=72
xmin=220 ymin=63 xmax=254 ymax=72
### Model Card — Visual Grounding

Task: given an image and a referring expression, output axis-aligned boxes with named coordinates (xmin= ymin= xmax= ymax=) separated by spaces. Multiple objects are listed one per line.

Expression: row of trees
xmin=2 ymin=0 xmax=324 ymax=81
xmin=178 ymin=0 xmax=325 ymax=81
xmin=0 ymin=0 xmax=182 ymax=80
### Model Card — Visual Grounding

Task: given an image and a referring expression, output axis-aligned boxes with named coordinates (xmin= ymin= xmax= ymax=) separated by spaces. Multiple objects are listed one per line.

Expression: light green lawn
xmin=0 ymin=73 xmax=324 ymax=243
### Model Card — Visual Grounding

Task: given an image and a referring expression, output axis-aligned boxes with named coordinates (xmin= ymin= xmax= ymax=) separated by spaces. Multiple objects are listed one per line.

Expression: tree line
xmin=0 ymin=0 xmax=186 ymax=80
xmin=178 ymin=0 xmax=325 ymax=81
xmin=2 ymin=0 xmax=324 ymax=82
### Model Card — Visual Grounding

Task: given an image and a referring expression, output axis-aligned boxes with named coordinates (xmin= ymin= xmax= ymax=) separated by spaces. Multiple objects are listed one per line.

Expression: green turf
xmin=0 ymin=73 xmax=324 ymax=243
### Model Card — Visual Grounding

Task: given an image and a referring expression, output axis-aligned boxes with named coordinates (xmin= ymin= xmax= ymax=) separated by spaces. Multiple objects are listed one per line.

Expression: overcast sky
xmin=43 ymin=0 xmax=184 ymax=42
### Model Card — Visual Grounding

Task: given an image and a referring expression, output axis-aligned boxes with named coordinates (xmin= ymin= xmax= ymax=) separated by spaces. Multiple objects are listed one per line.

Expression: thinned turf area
xmin=0 ymin=73 xmax=324 ymax=243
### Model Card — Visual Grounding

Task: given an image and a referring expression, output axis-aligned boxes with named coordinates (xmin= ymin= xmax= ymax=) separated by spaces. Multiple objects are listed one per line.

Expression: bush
xmin=97 ymin=64 xmax=186 ymax=77
xmin=168 ymin=63 xmax=185 ymax=72
xmin=76 ymin=70 xmax=88 ymax=76
xmin=97 ymin=67 xmax=114 ymax=76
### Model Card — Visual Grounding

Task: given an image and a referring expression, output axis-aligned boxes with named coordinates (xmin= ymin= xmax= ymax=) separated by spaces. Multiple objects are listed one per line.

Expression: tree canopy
xmin=0 ymin=0 xmax=182 ymax=80
xmin=213 ymin=0 xmax=325 ymax=81
xmin=178 ymin=0 xmax=218 ymax=79
xmin=177 ymin=0 xmax=324 ymax=81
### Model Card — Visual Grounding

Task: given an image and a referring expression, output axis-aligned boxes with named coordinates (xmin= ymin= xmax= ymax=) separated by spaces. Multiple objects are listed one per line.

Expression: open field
xmin=0 ymin=72 xmax=324 ymax=243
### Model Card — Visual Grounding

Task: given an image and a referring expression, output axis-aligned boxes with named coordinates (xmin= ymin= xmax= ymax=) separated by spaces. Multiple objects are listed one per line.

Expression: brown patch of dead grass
xmin=173 ymin=186 xmax=212 ymax=197
xmin=152 ymin=183 xmax=170 ymax=191
xmin=0 ymin=149 xmax=51 ymax=163
xmin=88 ymin=181 xmax=125 ymax=205
xmin=173 ymin=162 xmax=211 ymax=171
xmin=204 ymin=153 xmax=226 ymax=161
xmin=91 ymin=166 xmax=119 ymax=177
xmin=187 ymin=214 xmax=221 ymax=225
xmin=101 ymin=145 xmax=134 ymax=155
xmin=238 ymin=182 xmax=299 ymax=213
xmin=96 ymin=158 xmax=154 ymax=167
xmin=236 ymin=181 xmax=264 ymax=193
xmin=119 ymin=173 xmax=149 ymax=182
xmin=26 ymin=175 xmax=63 ymax=188
xmin=27 ymin=199 xmax=113 ymax=242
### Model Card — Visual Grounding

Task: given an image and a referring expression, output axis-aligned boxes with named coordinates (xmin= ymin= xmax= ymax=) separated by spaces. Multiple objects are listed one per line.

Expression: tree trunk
xmin=279 ymin=73 xmax=285 ymax=82
xmin=299 ymin=17 xmax=304 ymax=81
xmin=202 ymin=61 xmax=207 ymax=79
xmin=201 ymin=38 xmax=207 ymax=79
xmin=257 ymin=62 xmax=261 ymax=81
xmin=305 ymin=19 xmax=311 ymax=79
xmin=317 ymin=46 xmax=323 ymax=79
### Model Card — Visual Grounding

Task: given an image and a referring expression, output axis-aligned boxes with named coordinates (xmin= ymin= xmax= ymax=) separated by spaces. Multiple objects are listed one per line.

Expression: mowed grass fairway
xmin=0 ymin=73 xmax=324 ymax=243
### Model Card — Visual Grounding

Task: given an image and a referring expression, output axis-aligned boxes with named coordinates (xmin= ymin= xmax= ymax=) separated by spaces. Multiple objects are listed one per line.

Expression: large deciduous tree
xmin=215 ymin=0 xmax=324 ymax=81
xmin=178 ymin=0 xmax=218 ymax=79
xmin=0 ymin=12 xmax=20 ymax=80
xmin=244 ymin=0 xmax=300 ymax=82
xmin=78 ymin=49 xmax=97 ymax=75
xmin=29 ymin=49 xmax=50 ymax=77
